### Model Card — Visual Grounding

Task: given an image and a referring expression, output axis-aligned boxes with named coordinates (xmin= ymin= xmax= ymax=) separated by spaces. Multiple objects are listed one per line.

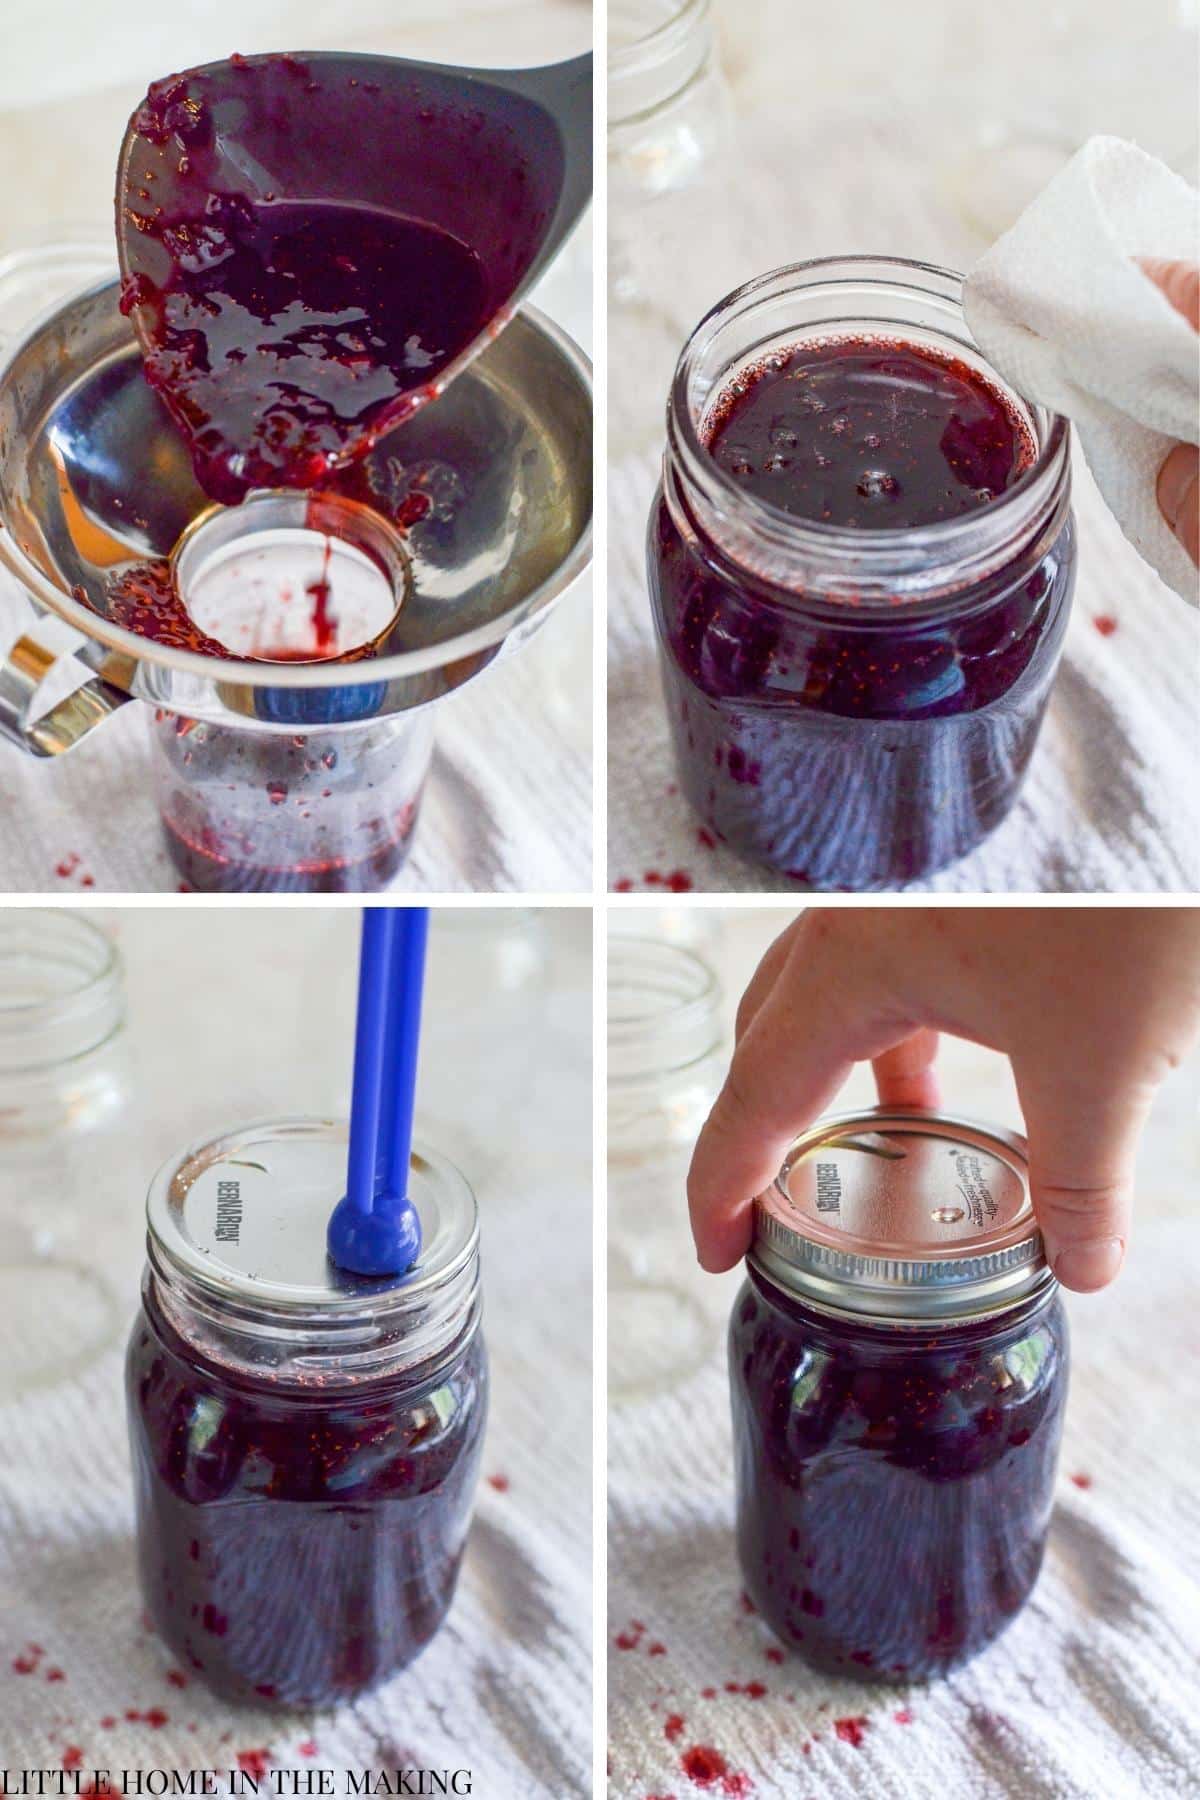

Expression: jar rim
xmin=608 ymin=934 xmax=723 ymax=1081
xmin=609 ymin=0 xmax=710 ymax=74
xmin=666 ymin=255 xmax=1072 ymax=606
xmin=0 ymin=909 xmax=125 ymax=1073
xmin=608 ymin=0 xmax=712 ymax=125
xmin=0 ymin=909 xmax=120 ymax=1017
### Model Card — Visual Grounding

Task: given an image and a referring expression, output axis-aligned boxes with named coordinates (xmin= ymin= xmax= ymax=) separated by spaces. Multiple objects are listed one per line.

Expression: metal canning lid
xmin=146 ymin=1116 xmax=478 ymax=1323
xmin=751 ymin=1105 xmax=1051 ymax=1322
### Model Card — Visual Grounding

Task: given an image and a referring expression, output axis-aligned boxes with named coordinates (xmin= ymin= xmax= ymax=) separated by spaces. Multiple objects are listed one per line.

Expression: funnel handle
xmin=0 ymin=624 xmax=132 ymax=757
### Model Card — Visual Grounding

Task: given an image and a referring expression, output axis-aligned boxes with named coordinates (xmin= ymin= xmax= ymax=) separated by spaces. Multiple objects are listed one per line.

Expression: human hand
xmin=688 ymin=908 xmax=1200 ymax=1292
xmin=1141 ymin=257 xmax=1199 ymax=567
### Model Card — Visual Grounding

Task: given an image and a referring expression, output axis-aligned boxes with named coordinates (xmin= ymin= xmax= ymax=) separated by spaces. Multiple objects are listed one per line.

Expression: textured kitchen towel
xmin=964 ymin=136 xmax=1200 ymax=604
xmin=608 ymin=1216 xmax=1200 ymax=1800
xmin=609 ymin=446 xmax=1200 ymax=895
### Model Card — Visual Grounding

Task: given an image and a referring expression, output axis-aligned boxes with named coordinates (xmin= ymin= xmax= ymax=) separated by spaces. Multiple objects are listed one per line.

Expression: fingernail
xmin=1053 ymin=1237 xmax=1125 ymax=1293
xmin=1158 ymin=444 xmax=1199 ymax=530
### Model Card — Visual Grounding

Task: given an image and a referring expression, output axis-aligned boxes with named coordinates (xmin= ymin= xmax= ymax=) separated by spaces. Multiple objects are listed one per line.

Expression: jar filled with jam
xmin=729 ymin=1106 xmax=1068 ymax=1680
xmin=648 ymin=258 xmax=1077 ymax=888
xmin=126 ymin=1118 xmax=487 ymax=1708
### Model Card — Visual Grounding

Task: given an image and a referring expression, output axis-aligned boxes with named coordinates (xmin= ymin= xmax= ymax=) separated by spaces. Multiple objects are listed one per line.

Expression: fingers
xmin=1157 ymin=443 xmax=1200 ymax=567
xmin=1137 ymin=259 xmax=1200 ymax=566
xmin=872 ymin=1029 xmax=941 ymax=1110
xmin=734 ymin=915 xmax=806 ymax=1042
xmin=688 ymin=921 xmax=918 ymax=1271
xmin=1139 ymin=257 xmax=1200 ymax=331
xmin=1013 ymin=1059 xmax=1152 ymax=1293
xmin=1136 ymin=259 xmax=1200 ymax=564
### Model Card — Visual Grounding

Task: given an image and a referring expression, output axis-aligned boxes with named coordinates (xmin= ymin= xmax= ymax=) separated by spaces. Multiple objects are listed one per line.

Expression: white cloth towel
xmin=964 ymin=136 xmax=1200 ymax=605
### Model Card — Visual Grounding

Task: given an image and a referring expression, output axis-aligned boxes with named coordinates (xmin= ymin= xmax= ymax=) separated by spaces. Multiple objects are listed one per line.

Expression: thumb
xmin=1013 ymin=1059 xmax=1152 ymax=1293
xmin=688 ymin=925 xmax=920 ymax=1272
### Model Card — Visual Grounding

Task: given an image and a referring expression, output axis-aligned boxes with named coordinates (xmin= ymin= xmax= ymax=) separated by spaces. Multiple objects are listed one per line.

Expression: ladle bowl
xmin=115 ymin=50 xmax=592 ymax=500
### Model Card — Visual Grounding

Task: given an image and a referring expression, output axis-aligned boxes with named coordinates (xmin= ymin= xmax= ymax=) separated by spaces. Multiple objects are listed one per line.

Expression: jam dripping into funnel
xmin=306 ymin=538 xmax=336 ymax=657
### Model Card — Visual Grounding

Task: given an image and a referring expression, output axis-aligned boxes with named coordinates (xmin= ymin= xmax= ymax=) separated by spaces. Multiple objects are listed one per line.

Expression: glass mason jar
xmin=126 ymin=1118 xmax=487 ymax=1707
xmin=609 ymin=936 xmax=725 ymax=1398
xmin=0 ymin=910 xmax=131 ymax=1397
xmin=0 ymin=909 xmax=127 ymax=1144
xmin=149 ymin=705 xmax=434 ymax=894
xmin=730 ymin=1107 xmax=1068 ymax=1680
xmin=608 ymin=934 xmax=725 ymax=1169
xmin=648 ymin=258 xmax=1077 ymax=889
xmin=608 ymin=0 xmax=737 ymax=452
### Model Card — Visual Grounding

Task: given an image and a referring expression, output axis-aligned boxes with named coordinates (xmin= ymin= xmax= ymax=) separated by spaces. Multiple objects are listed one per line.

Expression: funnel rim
xmin=0 ymin=289 xmax=592 ymax=691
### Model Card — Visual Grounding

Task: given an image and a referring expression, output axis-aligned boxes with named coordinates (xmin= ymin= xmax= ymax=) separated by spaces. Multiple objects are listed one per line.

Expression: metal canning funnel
xmin=0 ymin=260 xmax=591 ymax=750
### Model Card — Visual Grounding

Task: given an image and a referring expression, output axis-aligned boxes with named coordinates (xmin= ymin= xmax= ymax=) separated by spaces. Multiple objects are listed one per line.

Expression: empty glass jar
xmin=609 ymin=935 xmax=726 ymax=1397
xmin=0 ymin=910 xmax=130 ymax=1395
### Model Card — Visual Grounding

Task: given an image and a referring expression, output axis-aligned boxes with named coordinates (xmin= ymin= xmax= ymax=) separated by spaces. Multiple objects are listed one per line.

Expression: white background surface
xmin=607 ymin=907 xmax=1200 ymax=1799
xmin=607 ymin=0 xmax=1200 ymax=895
xmin=0 ymin=905 xmax=592 ymax=1791
xmin=0 ymin=0 xmax=594 ymax=895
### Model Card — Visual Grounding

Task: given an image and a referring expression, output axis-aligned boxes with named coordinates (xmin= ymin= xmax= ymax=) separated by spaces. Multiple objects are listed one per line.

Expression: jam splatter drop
xmin=1092 ymin=615 xmax=1118 ymax=637
xmin=1070 ymin=1472 xmax=1093 ymax=1490
xmin=486 ymin=1473 xmax=511 ymax=1493
xmin=237 ymin=1752 xmax=272 ymax=1779
xmin=681 ymin=1746 xmax=727 ymax=1785
xmin=834 ymin=1716 xmax=869 ymax=1748
xmin=665 ymin=1713 xmax=685 ymax=1742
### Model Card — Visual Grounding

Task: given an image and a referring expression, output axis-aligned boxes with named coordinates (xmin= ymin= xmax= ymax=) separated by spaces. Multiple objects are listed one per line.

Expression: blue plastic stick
xmin=327 ymin=907 xmax=429 ymax=1276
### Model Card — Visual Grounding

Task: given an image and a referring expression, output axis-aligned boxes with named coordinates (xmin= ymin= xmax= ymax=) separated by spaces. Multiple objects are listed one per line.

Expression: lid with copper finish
xmin=751 ymin=1105 xmax=1053 ymax=1322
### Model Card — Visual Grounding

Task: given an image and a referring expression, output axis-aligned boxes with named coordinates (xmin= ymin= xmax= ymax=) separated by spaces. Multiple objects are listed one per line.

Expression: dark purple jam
xmin=120 ymin=196 xmax=488 ymax=505
xmin=119 ymin=57 xmax=521 ymax=504
xmin=149 ymin=710 xmax=424 ymax=895
xmin=649 ymin=336 xmax=1075 ymax=889
xmin=729 ymin=1266 xmax=1067 ymax=1680
xmin=706 ymin=339 xmax=1035 ymax=528
xmin=127 ymin=1282 xmax=486 ymax=1708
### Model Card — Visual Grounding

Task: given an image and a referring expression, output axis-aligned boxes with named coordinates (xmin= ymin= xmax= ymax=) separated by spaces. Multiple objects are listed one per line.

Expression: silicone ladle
xmin=327 ymin=906 xmax=429 ymax=1278
xmin=115 ymin=49 xmax=591 ymax=498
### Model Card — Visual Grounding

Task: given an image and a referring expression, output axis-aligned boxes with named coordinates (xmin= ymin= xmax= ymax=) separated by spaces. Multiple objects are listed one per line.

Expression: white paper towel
xmin=964 ymin=136 xmax=1200 ymax=604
